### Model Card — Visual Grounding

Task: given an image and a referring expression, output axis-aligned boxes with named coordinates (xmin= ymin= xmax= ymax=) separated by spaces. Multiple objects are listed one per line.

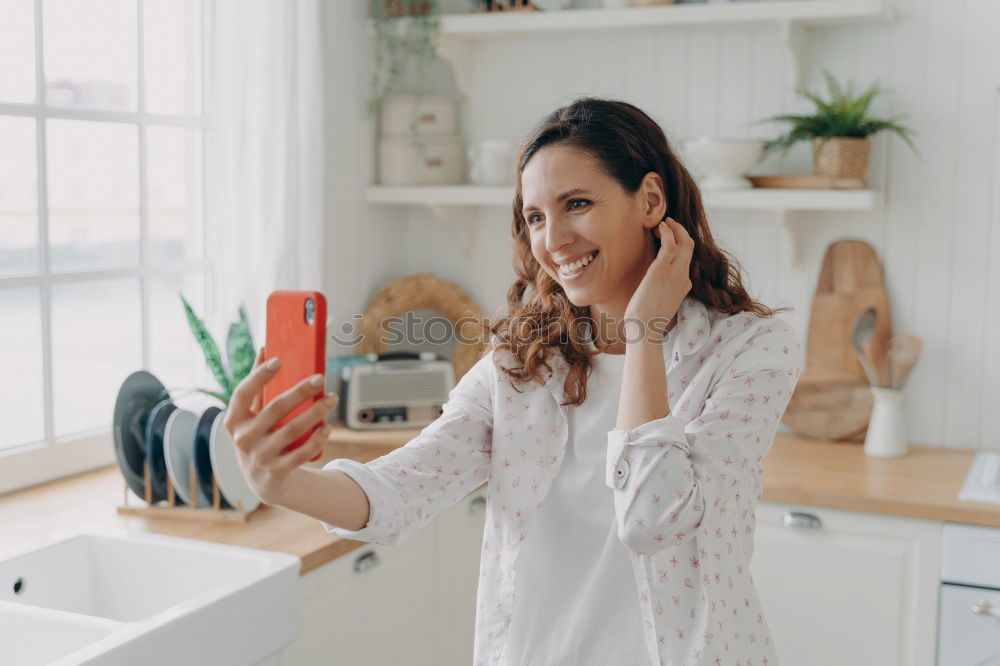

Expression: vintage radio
xmin=342 ymin=352 xmax=455 ymax=429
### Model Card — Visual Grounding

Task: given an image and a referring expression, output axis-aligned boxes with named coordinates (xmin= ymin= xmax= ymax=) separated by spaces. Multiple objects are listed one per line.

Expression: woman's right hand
xmin=222 ymin=347 xmax=339 ymax=505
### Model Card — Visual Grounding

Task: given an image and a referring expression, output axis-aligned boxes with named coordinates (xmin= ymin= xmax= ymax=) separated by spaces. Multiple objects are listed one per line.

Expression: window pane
xmin=0 ymin=116 xmax=39 ymax=276
xmin=43 ymin=0 xmax=138 ymax=111
xmin=148 ymin=273 xmax=209 ymax=395
xmin=0 ymin=0 xmax=36 ymax=103
xmin=0 ymin=287 xmax=45 ymax=450
xmin=46 ymin=119 xmax=139 ymax=271
xmin=51 ymin=278 xmax=141 ymax=437
xmin=147 ymin=125 xmax=202 ymax=263
xmin=143 ymin=0 xmax=201 ymax=116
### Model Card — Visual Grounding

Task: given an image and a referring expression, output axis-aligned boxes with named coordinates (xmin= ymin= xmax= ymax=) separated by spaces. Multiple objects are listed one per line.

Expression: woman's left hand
xmin=623 ymin=217 xmax=694 ymax=343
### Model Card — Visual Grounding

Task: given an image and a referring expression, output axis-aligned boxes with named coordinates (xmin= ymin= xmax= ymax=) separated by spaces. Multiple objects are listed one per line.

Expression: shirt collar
xmin=541 ymin=295 xmax=712 ymax=407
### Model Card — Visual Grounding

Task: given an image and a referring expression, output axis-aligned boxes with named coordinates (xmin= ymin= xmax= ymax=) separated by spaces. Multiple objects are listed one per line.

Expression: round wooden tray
xmin=354 ymin=272 xmax=489 ymax=381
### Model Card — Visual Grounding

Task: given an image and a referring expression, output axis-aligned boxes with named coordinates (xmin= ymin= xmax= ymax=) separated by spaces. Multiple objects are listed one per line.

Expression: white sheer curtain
xmin=205 ymin=0 xmax=324 ymax=343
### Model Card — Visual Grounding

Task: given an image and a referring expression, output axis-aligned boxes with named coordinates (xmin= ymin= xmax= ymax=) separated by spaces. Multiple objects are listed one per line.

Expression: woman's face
xmin=520 ymin=143 xmax=665 ymax=313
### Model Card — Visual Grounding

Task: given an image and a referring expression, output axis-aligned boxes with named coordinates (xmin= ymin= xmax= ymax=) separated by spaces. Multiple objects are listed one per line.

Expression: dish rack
xmin=116 ymin=458 xmax=257 ymax=523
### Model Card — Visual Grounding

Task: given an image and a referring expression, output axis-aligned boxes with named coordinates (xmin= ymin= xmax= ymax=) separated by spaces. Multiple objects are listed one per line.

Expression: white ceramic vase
xmin=863 ymin=387 xmax=909 ymax=458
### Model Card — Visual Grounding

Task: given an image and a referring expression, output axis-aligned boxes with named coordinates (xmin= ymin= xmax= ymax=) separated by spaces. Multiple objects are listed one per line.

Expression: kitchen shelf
xmin=365 ymin=184 xmax=884 ymax=267
xmin=371 ymin=0 xmax=892 ymax=99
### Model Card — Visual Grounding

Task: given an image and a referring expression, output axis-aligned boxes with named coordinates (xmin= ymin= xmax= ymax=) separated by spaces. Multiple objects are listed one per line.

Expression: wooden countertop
xmin=1 ymin=424 xmax=998 ymax=577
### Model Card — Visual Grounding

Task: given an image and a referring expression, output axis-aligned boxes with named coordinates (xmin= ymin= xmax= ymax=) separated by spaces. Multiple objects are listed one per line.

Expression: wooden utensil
xmin=783 ymin=368 xmax=873 ymax=440
xmin=805 ymin=239 xmax=892 ymax=389
xmin=748 ymin=174 xmax=866 ymax=190
xmin=781 ymin=239 xmax=893 ymax=441
xmin=888 ymin=335 xmax=922 ymax=389
xmin=850 ymin=307 xmax=879 ymax=387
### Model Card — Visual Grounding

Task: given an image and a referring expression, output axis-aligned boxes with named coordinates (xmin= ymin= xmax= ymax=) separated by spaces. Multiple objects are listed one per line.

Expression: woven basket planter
xmin=354 ymin=273 xmax=489 ymax=382
xmin=812 ymin=137 xmax=871 ymax=180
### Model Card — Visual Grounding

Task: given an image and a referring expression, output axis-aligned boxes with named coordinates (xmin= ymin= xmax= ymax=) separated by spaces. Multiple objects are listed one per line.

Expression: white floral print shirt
xmin=321 ymin=295 xmax=803 ymax=666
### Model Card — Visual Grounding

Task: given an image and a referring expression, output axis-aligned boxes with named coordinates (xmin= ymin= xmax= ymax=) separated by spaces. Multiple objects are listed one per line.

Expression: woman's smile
xmin=557 ymin=249 xmax=600 ymax=281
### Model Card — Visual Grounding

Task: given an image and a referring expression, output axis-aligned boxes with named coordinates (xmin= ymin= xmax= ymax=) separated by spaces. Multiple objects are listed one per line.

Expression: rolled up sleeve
xmin=606 ymin=319 xmax=802 ymax=555
xmin=320 ymin=351 xmax=496 ymax=548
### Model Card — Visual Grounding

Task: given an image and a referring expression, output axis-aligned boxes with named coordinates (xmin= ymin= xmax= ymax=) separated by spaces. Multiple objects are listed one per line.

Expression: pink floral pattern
xmin=322 ymin=296 xmax=802 ymax=666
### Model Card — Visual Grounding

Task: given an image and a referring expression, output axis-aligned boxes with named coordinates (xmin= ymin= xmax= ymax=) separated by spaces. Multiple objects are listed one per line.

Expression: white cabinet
xmin=268 ymin=516 xmax=438 ymax=666
xmin=750 ymin=501 xmax=942 ymax=666
xmin=259 ymin=487 xmax=487 ymax=666
xmin=432 ymin=488 xmax=488 ymax=666
xmin=263 ymin=494 xmax=944 ymax=666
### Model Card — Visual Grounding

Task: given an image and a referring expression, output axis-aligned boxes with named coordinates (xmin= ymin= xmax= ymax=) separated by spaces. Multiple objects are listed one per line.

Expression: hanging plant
xmin=369 ymin=0 xmax=442 ymax=155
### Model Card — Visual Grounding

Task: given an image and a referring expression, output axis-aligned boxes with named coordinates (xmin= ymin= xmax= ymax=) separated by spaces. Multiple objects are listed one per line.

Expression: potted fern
xmin=756 ymin=69 xmax=918 ymax=182
xmin=180 ymin=294 xmax=256 ymax=406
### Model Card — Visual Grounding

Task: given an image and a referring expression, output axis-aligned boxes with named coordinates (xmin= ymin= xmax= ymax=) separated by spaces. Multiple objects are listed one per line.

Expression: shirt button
xmin=614 ymin=460 xmax=629 ymax=488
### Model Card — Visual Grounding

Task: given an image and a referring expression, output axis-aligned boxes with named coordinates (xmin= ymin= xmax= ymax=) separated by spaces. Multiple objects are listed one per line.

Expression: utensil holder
xmin=863 ymin=387 xmax=909 ymax=458
xmin=116 ymin=458 xmax=257 ymax=523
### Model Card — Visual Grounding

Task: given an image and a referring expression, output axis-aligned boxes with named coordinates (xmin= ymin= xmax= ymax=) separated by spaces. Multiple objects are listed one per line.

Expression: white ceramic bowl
xmin=682 ymin=138 xmax=766 ymax=190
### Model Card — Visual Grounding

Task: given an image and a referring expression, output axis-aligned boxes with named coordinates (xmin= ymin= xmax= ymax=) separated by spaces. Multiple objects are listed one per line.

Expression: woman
xmin=224 ymin=97 xmax=802 ymax=666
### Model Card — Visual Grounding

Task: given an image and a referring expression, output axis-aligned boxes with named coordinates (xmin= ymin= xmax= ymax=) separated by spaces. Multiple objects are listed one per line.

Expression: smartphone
xmin=263 ymin=290 xmax=327 ymax=462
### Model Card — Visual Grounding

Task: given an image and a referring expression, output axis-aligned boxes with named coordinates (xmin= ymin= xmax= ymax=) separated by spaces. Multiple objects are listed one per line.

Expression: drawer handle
xmin=782 ymin=511 xmax=822 ymax=529
xmin=972 ymin=600 xmax=1000 ymax=618
xmin=469 ymin=495 xmax=486 ymax=515
xmin=353 ymin=549 xmax=380 ymax=573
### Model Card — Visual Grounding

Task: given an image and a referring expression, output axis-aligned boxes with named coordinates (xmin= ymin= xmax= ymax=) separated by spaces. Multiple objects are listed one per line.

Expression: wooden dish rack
xmin=116 ymin=459 xmax=258 ymax=523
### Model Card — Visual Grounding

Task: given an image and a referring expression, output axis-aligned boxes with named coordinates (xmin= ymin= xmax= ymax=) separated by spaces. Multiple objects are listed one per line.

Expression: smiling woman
xmin=491 ymin=96 xmax=790 ymax=404
xmin=312 ymin=96 xmax=803 ymax=666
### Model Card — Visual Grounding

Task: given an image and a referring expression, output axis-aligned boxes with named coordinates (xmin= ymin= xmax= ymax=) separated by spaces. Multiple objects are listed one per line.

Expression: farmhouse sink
xmin=0 ymin=525 xmax=300 ymax=665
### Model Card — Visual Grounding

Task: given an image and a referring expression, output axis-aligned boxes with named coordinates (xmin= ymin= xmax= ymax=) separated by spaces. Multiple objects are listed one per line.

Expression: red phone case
xmin=263 ymin=290 xmax=327 ymax=462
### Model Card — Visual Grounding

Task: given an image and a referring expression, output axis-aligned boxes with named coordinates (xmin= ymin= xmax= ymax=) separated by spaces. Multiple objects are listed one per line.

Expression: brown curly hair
xmin=486 ymin=96 xmax=792 ymax=408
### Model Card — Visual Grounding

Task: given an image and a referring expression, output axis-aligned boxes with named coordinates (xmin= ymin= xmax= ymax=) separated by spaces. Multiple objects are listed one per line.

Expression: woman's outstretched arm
xmin=272 ymin=350 xmax=496 ymax=549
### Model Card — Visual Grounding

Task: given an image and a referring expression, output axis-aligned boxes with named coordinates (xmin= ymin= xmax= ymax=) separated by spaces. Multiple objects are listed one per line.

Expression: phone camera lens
xmin=305 ymin=298 xmax=315 ymax=325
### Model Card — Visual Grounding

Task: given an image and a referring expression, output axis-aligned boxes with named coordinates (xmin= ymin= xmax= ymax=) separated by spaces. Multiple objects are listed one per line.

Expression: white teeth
xmin=558 ymin=251 xmax=597 ymax=275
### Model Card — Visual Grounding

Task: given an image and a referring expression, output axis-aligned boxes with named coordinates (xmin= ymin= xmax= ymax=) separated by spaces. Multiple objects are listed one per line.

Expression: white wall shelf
xmin=372 ymin=0 xmax=892 ymax=100
xmin=365 ymin=184 xmax=884 ymax=267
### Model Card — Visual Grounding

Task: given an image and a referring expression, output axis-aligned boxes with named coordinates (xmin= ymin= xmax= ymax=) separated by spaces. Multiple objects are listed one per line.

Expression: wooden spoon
xmin=850 ymin=307 xmax=880 ymax=387
xmin=888 ymin=335 xmax=922 ymax=389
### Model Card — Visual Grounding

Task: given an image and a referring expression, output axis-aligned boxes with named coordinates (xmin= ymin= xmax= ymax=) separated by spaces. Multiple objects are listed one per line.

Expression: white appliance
xmin=937 ymin=522 xmax=1000 ymax=665
xmin=960 ymin=452 xmax=1000 ymax=504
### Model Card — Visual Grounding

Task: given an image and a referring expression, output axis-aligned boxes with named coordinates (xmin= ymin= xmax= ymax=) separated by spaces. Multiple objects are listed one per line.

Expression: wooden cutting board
xmin=782 ymin=240 xmax=893 ymax=441
xmin=748 ymin=174 xmax=867 ymax=189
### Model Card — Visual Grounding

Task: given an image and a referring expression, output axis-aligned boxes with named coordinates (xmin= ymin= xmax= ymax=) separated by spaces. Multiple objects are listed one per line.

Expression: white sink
xmin=0 ymin=602 xmax=123 ymax=664
xmin=0 ymin=524 xmax=301 ymax=665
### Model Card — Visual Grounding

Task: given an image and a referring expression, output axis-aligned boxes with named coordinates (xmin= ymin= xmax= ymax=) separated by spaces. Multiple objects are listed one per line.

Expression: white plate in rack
xmin=163 ymin=408 xmax=203 ymax=507
xmin=210 ymin=410 xmax=262 ymax=513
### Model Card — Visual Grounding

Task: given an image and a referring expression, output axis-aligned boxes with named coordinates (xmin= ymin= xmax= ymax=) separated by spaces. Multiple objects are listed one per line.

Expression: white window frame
xmin=0 ymin=0 xmax=215 ymax=496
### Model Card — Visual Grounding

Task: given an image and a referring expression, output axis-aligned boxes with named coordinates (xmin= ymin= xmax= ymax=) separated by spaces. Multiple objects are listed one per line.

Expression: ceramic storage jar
xmin=377 ymin=94 xmax=465 ymax=185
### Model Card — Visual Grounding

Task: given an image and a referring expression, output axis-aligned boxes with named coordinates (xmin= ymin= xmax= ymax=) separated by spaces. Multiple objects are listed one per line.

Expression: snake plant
xmin=180 ymin=294 xmax=256 ymax=406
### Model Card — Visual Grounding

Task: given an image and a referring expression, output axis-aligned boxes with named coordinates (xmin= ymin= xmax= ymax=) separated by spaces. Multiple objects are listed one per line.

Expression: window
xmin=0 ymin=0 xmax=212 ymax=494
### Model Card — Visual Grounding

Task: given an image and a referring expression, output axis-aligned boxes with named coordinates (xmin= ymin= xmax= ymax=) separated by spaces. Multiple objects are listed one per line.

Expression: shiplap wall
xmin=323 ymin=0 xmax=1000 ymax=451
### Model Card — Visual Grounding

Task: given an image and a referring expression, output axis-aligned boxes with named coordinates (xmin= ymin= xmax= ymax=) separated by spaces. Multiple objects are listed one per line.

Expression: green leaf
xmin=227 ymin=304 xmax=256 ymax=387
xmin=752 ymin=69 xmax=916 ymax=155
xmin=194 ymin=388 xmax=231 ymax=406
xmin=180 ymin=292 xmax=232 ymax=395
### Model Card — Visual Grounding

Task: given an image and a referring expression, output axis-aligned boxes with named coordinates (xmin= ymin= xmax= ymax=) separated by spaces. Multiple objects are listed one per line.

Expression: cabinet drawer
xmin=751 ymin=501 xmax=940 ymax=666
